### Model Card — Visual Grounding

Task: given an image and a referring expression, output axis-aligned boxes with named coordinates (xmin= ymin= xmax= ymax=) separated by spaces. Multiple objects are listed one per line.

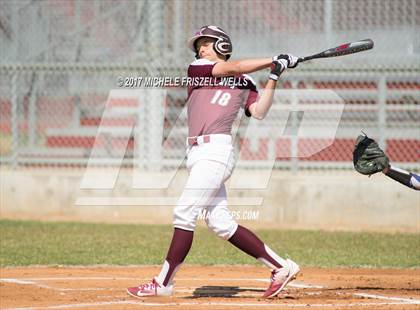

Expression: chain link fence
xmin=0 ymin=0 xmax=419 ymax=170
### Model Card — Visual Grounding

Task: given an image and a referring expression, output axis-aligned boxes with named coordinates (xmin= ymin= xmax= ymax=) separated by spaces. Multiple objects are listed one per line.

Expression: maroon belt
xmin=187 ymin=135 xmax=211 ymax=146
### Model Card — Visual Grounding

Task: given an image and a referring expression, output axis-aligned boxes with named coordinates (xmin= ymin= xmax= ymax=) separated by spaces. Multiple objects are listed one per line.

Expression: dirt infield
xmin=1 ymin=265 xmax=419 ymax=309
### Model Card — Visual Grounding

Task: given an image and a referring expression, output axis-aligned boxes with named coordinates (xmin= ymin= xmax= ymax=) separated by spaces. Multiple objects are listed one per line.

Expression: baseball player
xmin=353 ymin=134 xmax=420 ymax=190
xmin=127 ymin=25 xmax=300 ymax=299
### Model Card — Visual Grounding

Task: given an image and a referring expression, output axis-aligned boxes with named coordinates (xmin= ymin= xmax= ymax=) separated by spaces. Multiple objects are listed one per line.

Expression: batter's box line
xmin=2 ymin=279 xmax=419 ymax=309
xmin=0 ymin=281 xmax=308 ymax=297
xmin=4 ymin=277 xmax=419 ymax=305
xmin=352 ymin=292 xmax=420 ymax=304
xmin=0 ymin=278 xmax=55 ymax=290
xmin=5 ymin=278 xmax=420 ymax=304
xmin=0 ymin=277 xmax=323 ymax=289
xmin=3 ymin=300 xmax=420 ymax=309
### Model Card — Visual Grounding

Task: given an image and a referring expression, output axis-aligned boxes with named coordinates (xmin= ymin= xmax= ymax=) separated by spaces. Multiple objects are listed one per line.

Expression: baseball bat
xmin=297 ymin=39 xmax=374 ymax=63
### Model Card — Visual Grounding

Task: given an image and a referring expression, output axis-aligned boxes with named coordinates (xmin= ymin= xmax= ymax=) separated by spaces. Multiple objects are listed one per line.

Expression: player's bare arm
xmin=248 ymin=55 xmax=298 ymax=120
xmin=212 ymin=58 xmax=272 ymax=77
xmin=247 ymin=79 xmax=276 ymax=120
xmin=211 ymin=52 xmax=298 ymax=77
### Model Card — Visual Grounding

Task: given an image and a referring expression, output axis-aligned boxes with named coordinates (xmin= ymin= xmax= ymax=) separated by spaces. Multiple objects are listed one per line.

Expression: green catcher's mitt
xmin=353 ymin=134 xmax=389 ymax=175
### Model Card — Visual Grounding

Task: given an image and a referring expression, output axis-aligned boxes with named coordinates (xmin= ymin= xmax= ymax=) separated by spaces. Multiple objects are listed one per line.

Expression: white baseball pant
xmin=173 ymin=134 xmax=238 ymax=240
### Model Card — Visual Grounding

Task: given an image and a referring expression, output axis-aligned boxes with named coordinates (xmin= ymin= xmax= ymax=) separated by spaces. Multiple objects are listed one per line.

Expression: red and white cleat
xmin=263 ymin=258 xmax=300 ymax=298
xmin=127 ymin=278 xmax=173 ymax=298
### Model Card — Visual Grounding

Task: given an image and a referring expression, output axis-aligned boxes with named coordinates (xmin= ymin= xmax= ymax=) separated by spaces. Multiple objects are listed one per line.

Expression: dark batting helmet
xmin=187 ymin=25 xmax=232 ymax=60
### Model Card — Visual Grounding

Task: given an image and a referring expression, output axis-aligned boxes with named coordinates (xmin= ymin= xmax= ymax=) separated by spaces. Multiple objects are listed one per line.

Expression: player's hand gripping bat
xmin=297 ymin=39 xmax=374 ymax=63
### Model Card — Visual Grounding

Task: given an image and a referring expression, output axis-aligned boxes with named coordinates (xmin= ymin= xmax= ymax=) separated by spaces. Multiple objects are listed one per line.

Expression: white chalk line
xmin=353 ymin=293 xmax=420 ymax=304
xmin=0 ymin=280 xmax=317 ymax=299
xmin=2 ymin=277 xmax=273 ymax=281
xmin=0 ymin=277 xmax=323 ymax=289
xmin=4 ymin=283 xmax=418 ymax=305
xmin=289 ymin=282 xmax=324 ymax=289
xmin=4 ymin=300 xmax=420 ymax=310
xmin=3 ymin=276 xmax=134 ymax=281
xmin=0 ymin=279 xmax=263 ymax=295
xmin=3 ymin=277 xmax=420 ymax=309
xmin=0 ymin=278 xmax=56 ymax=290
xmin=0 ymin=278 xmax=302 ymax=296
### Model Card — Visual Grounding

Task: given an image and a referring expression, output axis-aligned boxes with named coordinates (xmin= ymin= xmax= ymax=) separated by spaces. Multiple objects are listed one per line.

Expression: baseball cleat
xmin=263 ymin=258 xmax=300 ymax=298
xmin=126 ymin=278 xmax=173 ymax=297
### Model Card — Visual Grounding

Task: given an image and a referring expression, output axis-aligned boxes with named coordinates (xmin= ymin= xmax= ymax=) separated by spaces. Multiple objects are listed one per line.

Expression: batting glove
xmin=272 ymin=54 xmax=299 ymax=68
xmin=269 ymin=59 xmax=287 ymax=81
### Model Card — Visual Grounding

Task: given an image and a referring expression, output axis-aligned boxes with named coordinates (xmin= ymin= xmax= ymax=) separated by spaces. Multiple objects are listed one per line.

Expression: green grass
xmin=0 ymin=219 xmax=419 ymax=268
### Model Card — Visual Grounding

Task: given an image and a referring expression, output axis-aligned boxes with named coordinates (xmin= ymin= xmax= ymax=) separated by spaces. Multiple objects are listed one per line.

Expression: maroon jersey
xmin=187 ymin=58 xmax=258 ymax=137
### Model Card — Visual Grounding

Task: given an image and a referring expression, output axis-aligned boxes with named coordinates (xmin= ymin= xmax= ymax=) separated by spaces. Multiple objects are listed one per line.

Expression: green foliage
xmin=0 ymin=219 xmax=418 ymax=268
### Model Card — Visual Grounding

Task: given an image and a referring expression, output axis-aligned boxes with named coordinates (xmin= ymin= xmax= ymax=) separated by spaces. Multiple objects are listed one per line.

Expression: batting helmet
xmin=187 ymin=25 xmax=232 ymax=60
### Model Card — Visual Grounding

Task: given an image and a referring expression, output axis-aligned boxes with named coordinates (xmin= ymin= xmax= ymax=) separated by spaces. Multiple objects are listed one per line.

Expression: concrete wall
xmin=1 ymin=167 xmax=419 ymax=232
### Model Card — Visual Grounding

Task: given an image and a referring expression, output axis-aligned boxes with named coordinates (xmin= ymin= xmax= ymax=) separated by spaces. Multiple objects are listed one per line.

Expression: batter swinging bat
xmin=297 ymin=39 xmax=374 ymax=63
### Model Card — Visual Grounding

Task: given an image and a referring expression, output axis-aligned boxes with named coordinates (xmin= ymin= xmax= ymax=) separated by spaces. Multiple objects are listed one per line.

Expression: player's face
xmin=196 ymin=37 xmax=219 ymax=61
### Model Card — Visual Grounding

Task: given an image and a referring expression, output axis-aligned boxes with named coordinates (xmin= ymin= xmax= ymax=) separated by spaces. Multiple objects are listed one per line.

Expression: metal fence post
xmin=173 ymin=0 xmax=182 ymax=61
xmin=11 ymin=70 xmax=19 ymax=169
xmin=147 ymin=90 xmax=164 ymax=172
xmin=324 ymin=0 xmax=333 ymax=45
xmin=146 ymin=0 xmax=163 ymax=171
xmin=290 ymin=80 xmax=299 ymax=173
xmin=28 ymin=75 xmax=38 ymax=148
xmin=136 ymin=91 xmax=148 ymax=170
xmin=378 ymin=76 xmax=387 ymax=150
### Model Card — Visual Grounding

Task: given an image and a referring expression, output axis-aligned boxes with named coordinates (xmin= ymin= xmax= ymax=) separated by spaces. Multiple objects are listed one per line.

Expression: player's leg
xmin=204 ymin=184 xmax=238 ymax=240
xmin=205 ymin=186 xmax=299 ymax=298
xmin=155 ymin=227 xmax=193 ymax=286
xmin=126 ymin=226 xmax=192 ymax=298
xmin=228 ymin=225 xmax=300 ymax=298
xmin=159 ymin=160 xmax=233 ymax=283
xmin=127 ymin=159 xmax=230 ymax=298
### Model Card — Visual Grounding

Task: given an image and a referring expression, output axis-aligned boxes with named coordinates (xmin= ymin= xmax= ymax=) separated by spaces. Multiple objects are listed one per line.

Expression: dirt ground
xmin=0 ymin=265 xmax=419 ymax=310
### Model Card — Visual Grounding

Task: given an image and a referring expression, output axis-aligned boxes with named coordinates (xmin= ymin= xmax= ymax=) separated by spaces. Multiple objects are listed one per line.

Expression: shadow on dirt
xmin=188 ymin=286 xmax=264 ymax=298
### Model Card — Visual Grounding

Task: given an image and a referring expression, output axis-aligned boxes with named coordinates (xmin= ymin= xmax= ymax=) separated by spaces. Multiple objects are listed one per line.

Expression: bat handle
xmin=297 ymin=57 xmax=305 ymax=63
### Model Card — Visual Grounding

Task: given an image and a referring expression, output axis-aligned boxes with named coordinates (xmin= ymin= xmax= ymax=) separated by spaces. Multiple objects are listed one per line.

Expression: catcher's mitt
xmin=353 ymin=134 xmax=389 ymax=175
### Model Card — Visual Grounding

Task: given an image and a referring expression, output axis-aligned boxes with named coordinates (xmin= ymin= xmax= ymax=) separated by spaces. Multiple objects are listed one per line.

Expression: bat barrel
xmin=325 ymin=39 xmax=374 ymax=57
xmin=297 ymin=39 xmax=374 ymax=63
